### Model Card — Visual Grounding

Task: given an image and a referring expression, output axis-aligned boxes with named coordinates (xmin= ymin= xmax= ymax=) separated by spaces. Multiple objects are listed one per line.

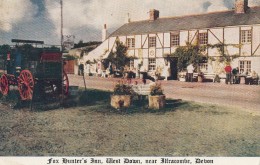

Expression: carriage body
xmin=0 ymin=40 xmax=69 ymax=100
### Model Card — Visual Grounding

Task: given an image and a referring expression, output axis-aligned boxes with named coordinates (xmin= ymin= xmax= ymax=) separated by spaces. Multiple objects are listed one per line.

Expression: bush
xmin=150 ymin=83 xmax=164 ymax=96
xmin=113 ymin=80 xmax=134 ymax=95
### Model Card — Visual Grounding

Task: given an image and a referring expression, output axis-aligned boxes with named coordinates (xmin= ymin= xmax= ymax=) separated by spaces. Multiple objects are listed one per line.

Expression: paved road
xmin=68 ymin=74 xmax=260 ymax=112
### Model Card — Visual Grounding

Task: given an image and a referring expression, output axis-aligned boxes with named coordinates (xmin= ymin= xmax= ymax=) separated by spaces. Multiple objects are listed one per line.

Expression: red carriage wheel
xmin=0 ymin=74 xmax=9 ymax=95
xmin=63 ymin=71 xmax=69 ymax=95
xmin=18 ymin=70 xmax=35 ymax=100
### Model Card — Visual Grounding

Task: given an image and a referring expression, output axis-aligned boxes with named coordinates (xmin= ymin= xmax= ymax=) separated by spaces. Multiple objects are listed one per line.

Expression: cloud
xmin=3 ymin=0 xmax=256 ymax=44
xmin=206 ymin=0 xmax=229 ymax=12
xmin=0 ymin=0 xmax=37 ymax=32
xmin=46 ymin=0 xmax=228 ymax=37
xmin=249 ymin=0 xmax=260 ymax=6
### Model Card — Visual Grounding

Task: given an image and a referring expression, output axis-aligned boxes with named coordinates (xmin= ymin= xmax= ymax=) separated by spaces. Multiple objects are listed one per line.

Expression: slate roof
xmin=110 ymin=6 xmax=260 ymax=37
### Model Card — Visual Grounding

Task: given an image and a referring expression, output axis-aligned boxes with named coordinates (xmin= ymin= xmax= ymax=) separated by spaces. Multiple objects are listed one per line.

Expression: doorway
xmin=169 ymin=58 xmax=178 ymax=80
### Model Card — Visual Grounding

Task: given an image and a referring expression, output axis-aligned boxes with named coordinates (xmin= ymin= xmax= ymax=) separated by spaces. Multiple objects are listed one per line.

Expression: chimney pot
xmin=102 ymin=24 xmax=107 ymax=42
xmin=235 ymin=0 xmax=248 ymax=14
xmin=149 ymin=9 xmax=159 ymax=21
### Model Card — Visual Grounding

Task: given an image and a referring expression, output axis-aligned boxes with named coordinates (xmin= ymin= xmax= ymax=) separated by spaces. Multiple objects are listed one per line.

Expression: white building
xmin=86 ymin=0 xmax=260 ymax=79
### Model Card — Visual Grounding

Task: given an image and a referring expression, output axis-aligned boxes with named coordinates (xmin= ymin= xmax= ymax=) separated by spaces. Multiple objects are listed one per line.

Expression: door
xmin=170 ymin=57 xmax=178 ymax=80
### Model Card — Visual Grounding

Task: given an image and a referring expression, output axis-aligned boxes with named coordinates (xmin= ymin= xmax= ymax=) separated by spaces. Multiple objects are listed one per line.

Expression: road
xmin=68 ymin=74 xmax=260 ymax=112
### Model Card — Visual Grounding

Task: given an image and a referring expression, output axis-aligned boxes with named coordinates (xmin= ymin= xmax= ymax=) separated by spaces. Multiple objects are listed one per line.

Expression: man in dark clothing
xmin=232 ymin=67 xmax=239 ymax=84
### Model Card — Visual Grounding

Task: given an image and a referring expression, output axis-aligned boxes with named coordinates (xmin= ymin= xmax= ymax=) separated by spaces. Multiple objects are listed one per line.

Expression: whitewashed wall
xmin=252 ymin=25 xmax=260 ymax=56
xmin=142 ymin=34 xmax=148 ymax=48
xmin=157 ymin=33 xmax=164 ymax=48
xmin=86 ymin=23 xmax=260 ymax=75
xmin=164 ymin=33 xmax=170 ymax=48
xmin=180 ymin=31 xmax=188 ymax=46
xmin=135 ymin=35 xmax=142 ymax=49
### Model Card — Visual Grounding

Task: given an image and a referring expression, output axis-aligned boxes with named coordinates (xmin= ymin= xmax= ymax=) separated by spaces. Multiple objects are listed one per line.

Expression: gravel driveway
xmin=68 ymin=74 xmax=260 ymax=113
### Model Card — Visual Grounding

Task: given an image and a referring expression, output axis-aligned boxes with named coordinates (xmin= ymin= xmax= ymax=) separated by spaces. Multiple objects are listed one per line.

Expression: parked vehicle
xmin=0 ymin=39 xmax=69 ymax=100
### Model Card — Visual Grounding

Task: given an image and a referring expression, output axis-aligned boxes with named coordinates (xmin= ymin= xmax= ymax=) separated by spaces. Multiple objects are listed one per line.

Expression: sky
xmin=1 ymin=0 xmax=260 ymax=46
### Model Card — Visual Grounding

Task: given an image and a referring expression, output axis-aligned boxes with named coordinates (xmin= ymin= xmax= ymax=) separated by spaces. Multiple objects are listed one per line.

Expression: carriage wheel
xmin=0 ymin=74 xmax=9 ymax=95
xmin=63 ymin=71 xmax=69 ymax=95
xmin=18 ymin=70 xmax=34 ymax=100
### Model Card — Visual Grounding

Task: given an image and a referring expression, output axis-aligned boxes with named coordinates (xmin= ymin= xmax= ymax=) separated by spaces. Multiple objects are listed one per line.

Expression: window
xmin=241 ymin=30 xmax=252 ymax=43
xmin=130 ymin=60 xmax=134 ymax=69
xmin=198 ymin=32 xmax=208 ymax=45
xmin=126 ymin=38 xmax=135 ymax=48
xmin=148 ymin=58 xmax=156 ymax=71
xmin=199 ymin=63 xmax=208 ymax=72
xmin=170 ymin=33 xmax=180 ymax=46
xmin=149 ymin=37 xmax=156 ymax=47
xmin=239 ymin=60 xmax=251 ymax=74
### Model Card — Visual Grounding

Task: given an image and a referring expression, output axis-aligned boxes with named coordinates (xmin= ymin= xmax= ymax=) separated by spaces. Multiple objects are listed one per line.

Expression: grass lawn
xmin=0 ymin=89 xmax=259 ymax=156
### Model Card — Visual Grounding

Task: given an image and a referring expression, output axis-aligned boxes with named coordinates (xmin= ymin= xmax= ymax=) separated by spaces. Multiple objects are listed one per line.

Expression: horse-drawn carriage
xmin=0 ymin=39 xmax=69 ymax=100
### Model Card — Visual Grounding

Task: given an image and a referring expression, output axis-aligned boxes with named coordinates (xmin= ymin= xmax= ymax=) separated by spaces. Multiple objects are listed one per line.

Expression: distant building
xmin=67 ymin=44 xmax=100 ymax=75
xmin=86 ymin=0 xmax=260 ymax=79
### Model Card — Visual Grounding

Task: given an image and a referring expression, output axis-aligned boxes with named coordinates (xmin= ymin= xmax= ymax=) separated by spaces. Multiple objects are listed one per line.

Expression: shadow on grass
xmin=79 ymin=96 xmax=199 ymax=115
xmin=120 ymin=98 xmax=197 ymax=115
xmin=1 ymin=88 xmax=203 ymax=114
xmin=77 ymin=89 xmax=111 ymax=106
xmin=0 ymin=90 xmax=25 ymax=109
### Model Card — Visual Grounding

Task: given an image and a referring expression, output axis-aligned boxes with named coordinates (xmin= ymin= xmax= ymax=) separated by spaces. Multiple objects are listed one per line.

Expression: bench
xmin=132 ymin=84 xmax=151 ymax=96
xmin=193 ymin=73 xmax=198 ymax=79
xmin=203 ymin=73 xmax=216 ymax=82
xmin=193 ymin=72 xmax=216 ymax=82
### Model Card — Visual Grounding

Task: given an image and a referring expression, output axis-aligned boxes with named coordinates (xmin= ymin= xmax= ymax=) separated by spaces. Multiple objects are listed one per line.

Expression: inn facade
xmin=86 ymin=0 xmax=260 ymax=79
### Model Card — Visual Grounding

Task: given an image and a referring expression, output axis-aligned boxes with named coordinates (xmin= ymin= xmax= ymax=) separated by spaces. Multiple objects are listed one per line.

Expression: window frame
xmin=241 ymin=30 xmax=252 ymax=44
xmin=199 ymin=63 xmax=208 ymax=72
xmin=126 ymin=38 xmax=135 ymax=48
xmin=198 ymin=32 xmax=208 ymax=45
xmin=148 ymin=58 xmax=156 ymax=71
xmin=239 ymin=60 xmax=251 ymax=74
xmin=170 ymin=33 xmax=180 ymax=47
xmin=148 ymin=36 xmax=156 ymax=48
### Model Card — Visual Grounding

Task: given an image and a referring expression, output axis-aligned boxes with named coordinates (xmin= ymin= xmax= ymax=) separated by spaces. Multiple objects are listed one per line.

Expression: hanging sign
xmin=63 ymin=35 xmax=75 ymax=51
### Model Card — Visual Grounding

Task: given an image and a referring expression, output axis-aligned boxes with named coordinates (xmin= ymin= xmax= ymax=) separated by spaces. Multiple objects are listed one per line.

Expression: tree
xmin=107 ymin=40 xmax=130 ymax=70
xmin=0 ymin=44 xmax=11 ymax=60
xmin=73 ymin=40 xmax=101 ymax=48
xmin=165 ymin=42 xmax=205 ymax=72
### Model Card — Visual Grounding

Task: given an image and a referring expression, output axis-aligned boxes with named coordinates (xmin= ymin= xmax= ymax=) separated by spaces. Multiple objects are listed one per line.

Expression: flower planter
xmin=148 ymin=95 xmax=166 ymax=109
xmin=111 ymin=95 xmax=131 ymax=109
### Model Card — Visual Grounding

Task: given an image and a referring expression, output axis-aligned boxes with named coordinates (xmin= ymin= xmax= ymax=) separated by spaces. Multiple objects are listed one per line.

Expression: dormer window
xmin=170 ymin=33 xmax=180 ymax=47
xmin=126 ymin=38 xmax=135 ymax=48
xmin=241 ymin=30 xmax=252 ymax=43
xmin=149 ymin=36 xmax=156 ymax=48
xmin=198 ymin=32 xmax=208 ymax=45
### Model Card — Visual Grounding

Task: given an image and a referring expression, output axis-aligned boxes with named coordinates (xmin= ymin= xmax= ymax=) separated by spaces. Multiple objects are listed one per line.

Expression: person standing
xmin=187 ymin=64 xmax=194 ymax=82
xmin=224 ymin=63 xmax=232 ymax=84
xmin=232 ymin=67 xmax=239 ymax=84
xmin=162 ymin=65 xmax=170 ymax=81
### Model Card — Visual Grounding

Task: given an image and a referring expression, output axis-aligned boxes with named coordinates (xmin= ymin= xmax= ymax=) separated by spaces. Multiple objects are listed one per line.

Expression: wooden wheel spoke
xmin=62 ymin=71 xmax=69 ymax=95
xmin=0 ymin=74 xmax=9 ymax=95
xmin=18 ymin=70 xmax=34 ymax=100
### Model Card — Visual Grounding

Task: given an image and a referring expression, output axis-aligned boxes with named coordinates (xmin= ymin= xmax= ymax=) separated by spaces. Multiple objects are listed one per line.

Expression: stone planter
xmin=111 ymin=95 xmax=131 ymax=109
xmin=148 ymin=95 xmax=166 ymax=109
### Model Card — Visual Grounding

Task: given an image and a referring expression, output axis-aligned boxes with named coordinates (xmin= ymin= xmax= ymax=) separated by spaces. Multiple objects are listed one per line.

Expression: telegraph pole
xmin=61 ymin=0 xmax=63 ymax=49
xmin=60 ymin=0 xmax=64 ymax=104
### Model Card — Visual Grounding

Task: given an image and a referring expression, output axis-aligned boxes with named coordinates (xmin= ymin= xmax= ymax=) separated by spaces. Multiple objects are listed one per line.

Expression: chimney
xmin=125 ymin=13 xmax=131 ymax=23
xmin=149 ymin=9 xmax=159 ymax=21
xmin=102 ymin=24 xmax=107 ymax=42
xmin=235 ymin=0 xmax=248 ymax=14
